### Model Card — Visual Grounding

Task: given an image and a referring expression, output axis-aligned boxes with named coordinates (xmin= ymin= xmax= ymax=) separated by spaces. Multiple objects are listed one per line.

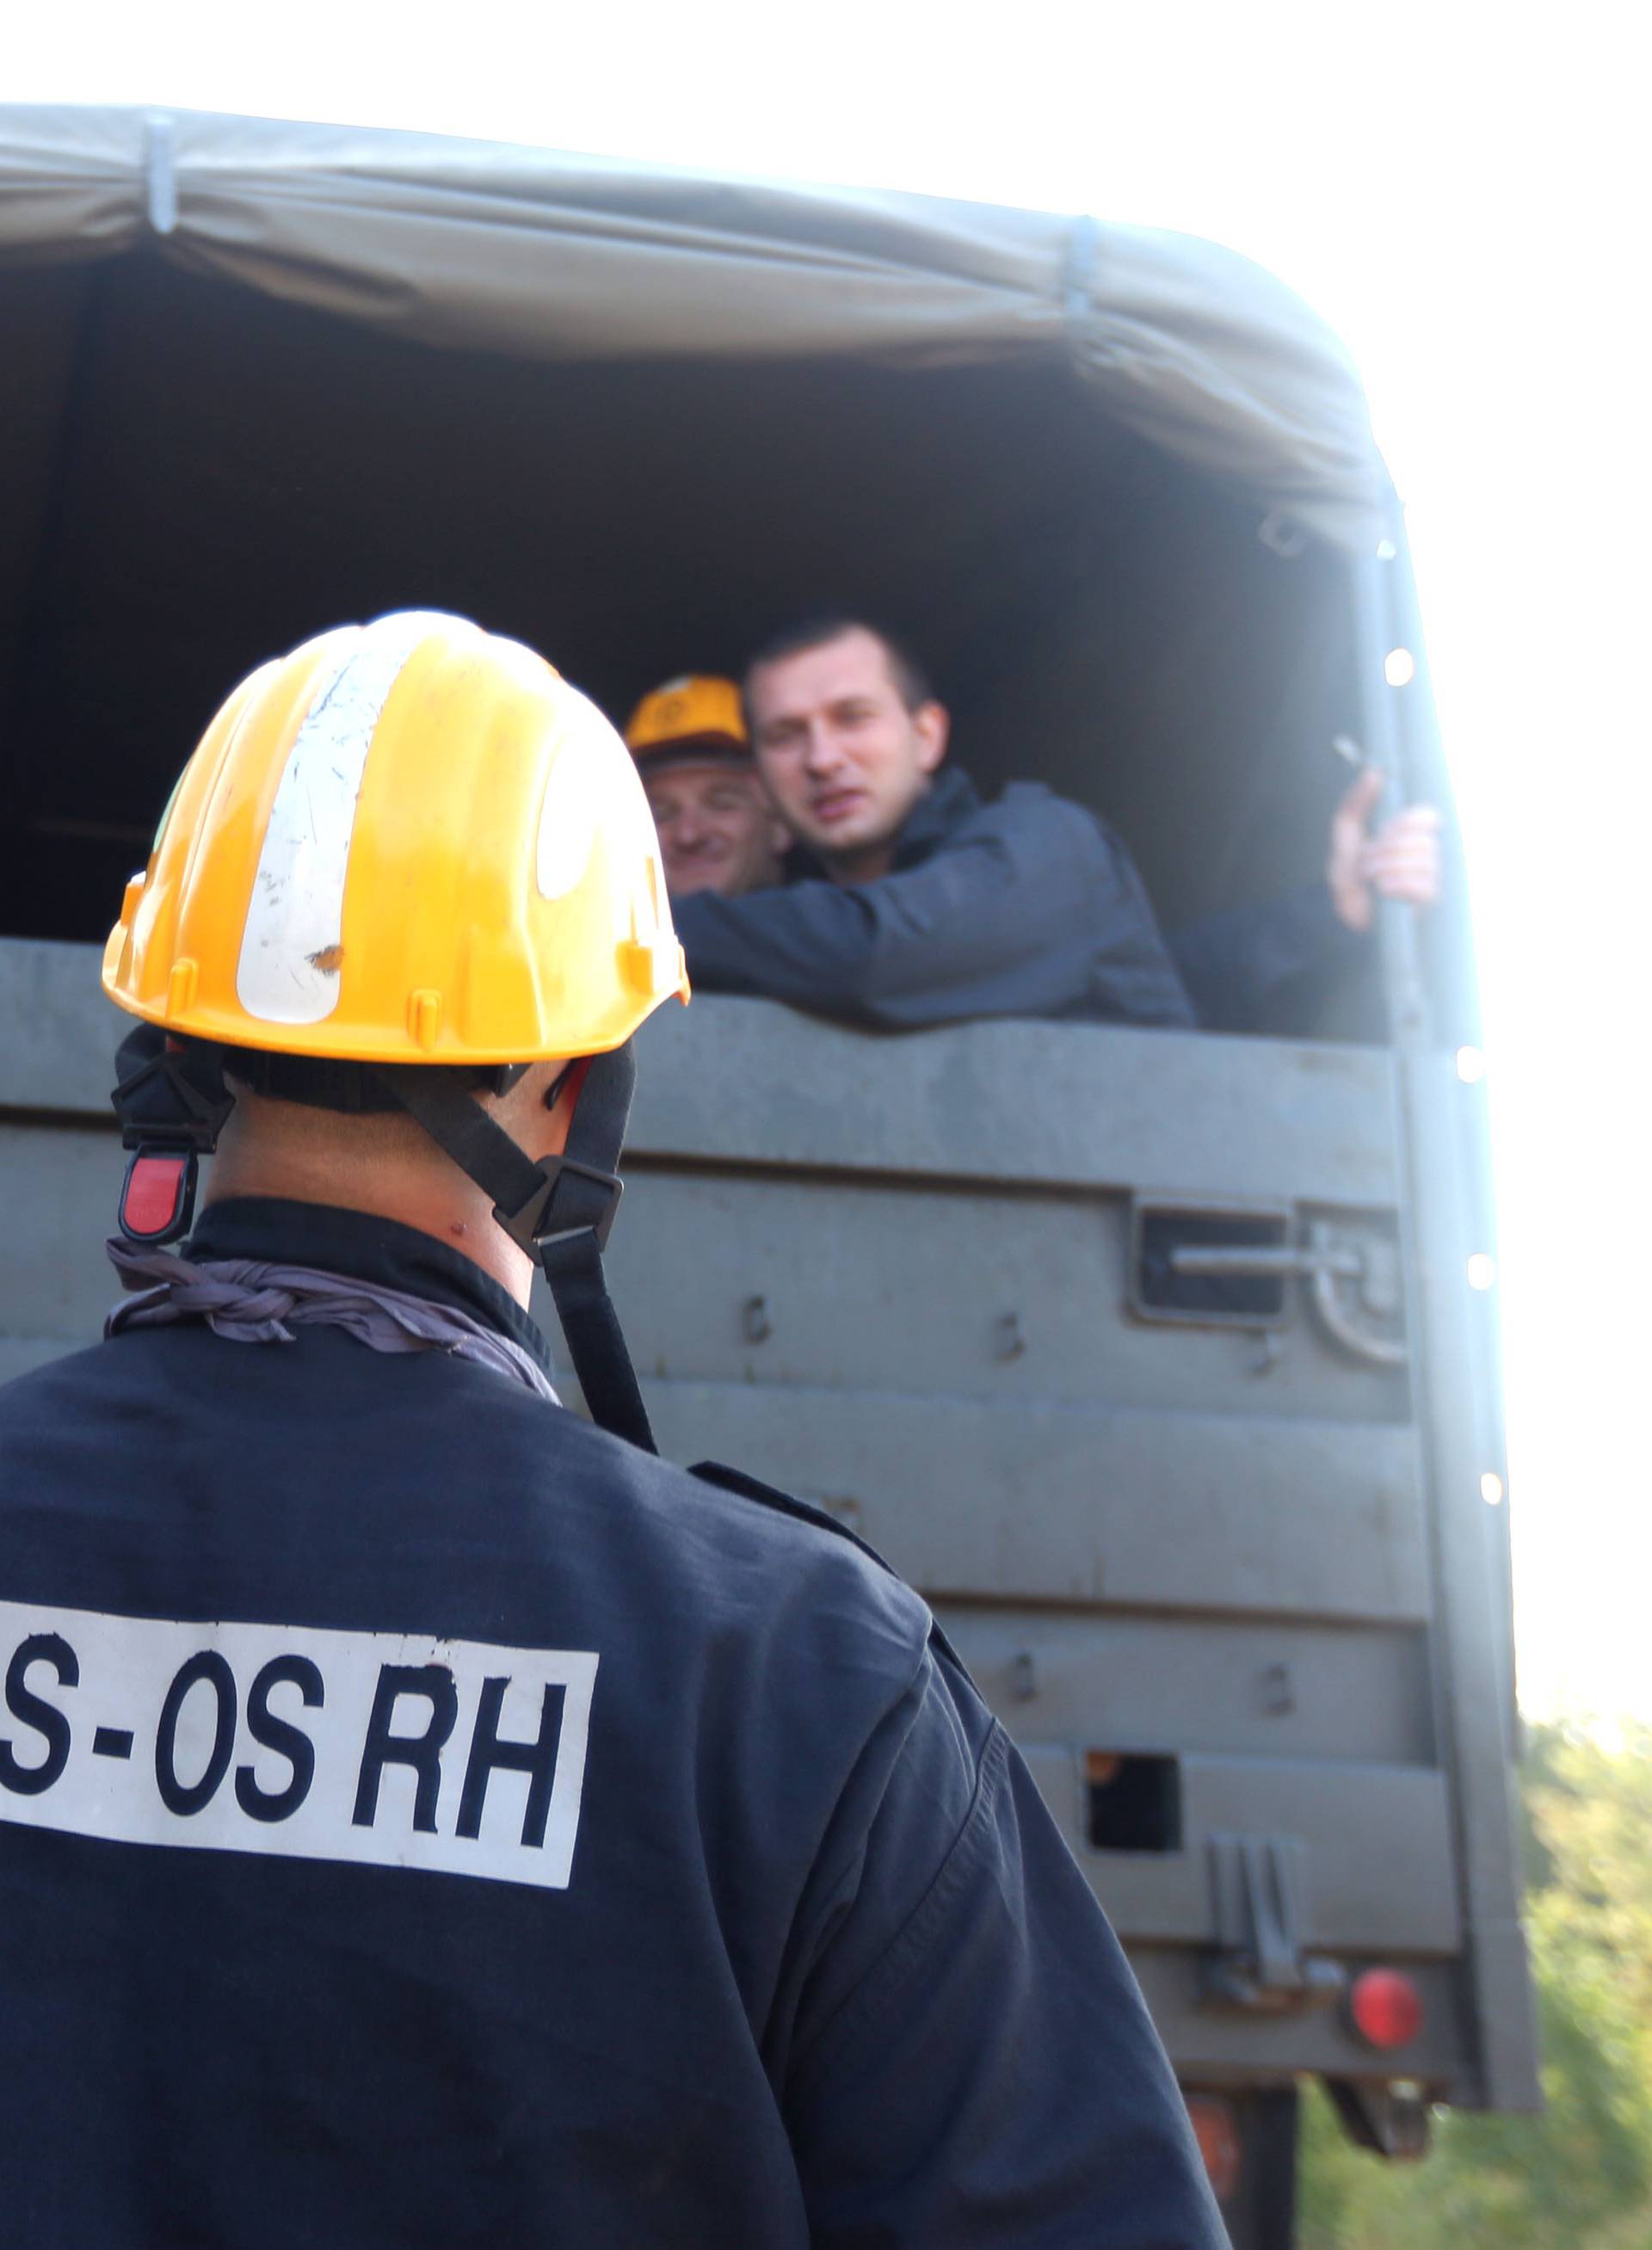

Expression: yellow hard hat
xmin=624 ymin=674 xmax=747 ymax=763
xmin=104 ymin=611 xmax=690 ymax=1064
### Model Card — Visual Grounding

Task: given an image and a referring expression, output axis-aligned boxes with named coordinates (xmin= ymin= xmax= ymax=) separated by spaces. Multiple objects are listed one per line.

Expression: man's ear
xmin=493 ymin=1058 xmax=576 ymax=1161
xmin=913 ymin=700 xmax=950 ymax=775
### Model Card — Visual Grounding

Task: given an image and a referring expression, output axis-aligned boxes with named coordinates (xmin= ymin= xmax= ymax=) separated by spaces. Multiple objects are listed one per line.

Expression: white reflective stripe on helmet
xmin=236 ymin=613 xmax=445 ymax=1026
xmin=536 ymin=685 xmax=633 ymax=903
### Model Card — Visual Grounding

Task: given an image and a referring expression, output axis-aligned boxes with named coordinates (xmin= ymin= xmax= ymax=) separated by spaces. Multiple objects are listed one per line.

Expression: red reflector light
xmin=1184 ymin=2095 xmax=1242 ymax=2203
xmin=1348 ymin=1967 xmax=1424 ymax=2050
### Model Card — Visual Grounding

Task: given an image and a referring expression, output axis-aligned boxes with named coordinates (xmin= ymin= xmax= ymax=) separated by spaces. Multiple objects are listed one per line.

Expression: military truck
xmin=0 ymin=107 xmax=1538 ymax=2243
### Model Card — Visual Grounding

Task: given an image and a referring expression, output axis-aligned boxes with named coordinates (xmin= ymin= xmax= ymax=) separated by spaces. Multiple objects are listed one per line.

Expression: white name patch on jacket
xmin=0 ymin=1600 xmax=597 ymax=1891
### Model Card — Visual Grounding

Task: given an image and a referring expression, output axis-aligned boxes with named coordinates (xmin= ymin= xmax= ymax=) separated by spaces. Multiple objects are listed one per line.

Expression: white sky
xmin=12 ymin=0 xmax=1650 ymax=1716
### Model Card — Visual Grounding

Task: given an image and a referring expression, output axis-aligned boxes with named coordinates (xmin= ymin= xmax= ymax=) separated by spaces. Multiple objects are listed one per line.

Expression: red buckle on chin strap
xmin=118 ymin=1149 xmax=197 ymax=1245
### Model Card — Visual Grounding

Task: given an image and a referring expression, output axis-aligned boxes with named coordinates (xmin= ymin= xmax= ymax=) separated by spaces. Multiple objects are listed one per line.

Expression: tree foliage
xmin=1298 ymin=1720 xmax=1652 ymax=2249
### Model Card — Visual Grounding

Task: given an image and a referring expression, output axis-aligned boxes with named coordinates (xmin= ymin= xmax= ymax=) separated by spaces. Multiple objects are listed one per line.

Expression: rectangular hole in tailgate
xmin=1085 ymin=1751 xmax=1183 ymax=1852
xmin=1132 ymin=1205 xmax=1291 ymax=1325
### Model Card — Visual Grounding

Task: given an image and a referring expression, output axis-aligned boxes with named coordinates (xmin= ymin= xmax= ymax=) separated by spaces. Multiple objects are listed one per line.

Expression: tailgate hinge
xmin=1202 ymin=1832 xmax=1347 ymax=2015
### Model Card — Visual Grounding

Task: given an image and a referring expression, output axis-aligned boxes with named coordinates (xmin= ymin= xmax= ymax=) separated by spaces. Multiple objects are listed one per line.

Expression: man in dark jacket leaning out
xmin=666 ymin=615 xmax=1439 ymax=1035
xmin=669 ymin=617 xmax=1197 ymax=1030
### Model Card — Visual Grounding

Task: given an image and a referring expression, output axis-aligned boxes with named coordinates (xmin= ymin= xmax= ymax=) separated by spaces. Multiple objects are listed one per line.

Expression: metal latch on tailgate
xmin=1131 ymin=1199 xmax=1407 ymax=1366
xmin=1202 ymin=1833 xmax=1347 ymax=2015
xmin=1170 ymin=1220 xmax=1405 ymax=1366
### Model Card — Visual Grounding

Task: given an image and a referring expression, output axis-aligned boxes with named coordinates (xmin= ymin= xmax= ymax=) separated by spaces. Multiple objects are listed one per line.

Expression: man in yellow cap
xmin=625 ymin=672 xmax=791 ymax=898
xmin=0 ymin=613 xmax=1224 ymax=2247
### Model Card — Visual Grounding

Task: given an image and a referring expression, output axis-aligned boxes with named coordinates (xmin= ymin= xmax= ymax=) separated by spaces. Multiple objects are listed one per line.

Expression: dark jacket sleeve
xmin=673 ymin=785 xmax=1194 ymax=1030
xmin=779 ymin=1643 xmax=1226 ymax=2247
xmin=1170 ymin=881 xmax=1369 ymax=1035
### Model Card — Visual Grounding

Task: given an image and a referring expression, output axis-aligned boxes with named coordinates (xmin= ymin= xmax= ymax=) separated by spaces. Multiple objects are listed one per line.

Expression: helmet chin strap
xmin=108 ymin=1024 xmax=656 ymax=1453
xmin=110 ymin=1024 xmax=235 ymax=1248
xmin=373 ymin=1043 xmax=657 ymax=1455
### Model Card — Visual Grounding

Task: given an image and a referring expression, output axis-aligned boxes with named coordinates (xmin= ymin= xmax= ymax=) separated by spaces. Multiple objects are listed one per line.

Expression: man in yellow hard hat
xmin=624 ymin=672 xmax=790 ymax=897
xmin=0 ymin=613 xmax=1224 ymax=2247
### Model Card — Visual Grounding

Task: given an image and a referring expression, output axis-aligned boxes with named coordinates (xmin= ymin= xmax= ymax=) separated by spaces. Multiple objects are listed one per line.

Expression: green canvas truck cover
xmin=0 ymin=103 xmax=1388 ymax=550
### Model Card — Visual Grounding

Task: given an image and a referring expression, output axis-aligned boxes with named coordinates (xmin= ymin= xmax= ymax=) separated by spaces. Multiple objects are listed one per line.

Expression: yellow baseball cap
xmin=624 ymin=675 xmax=748 ymax=765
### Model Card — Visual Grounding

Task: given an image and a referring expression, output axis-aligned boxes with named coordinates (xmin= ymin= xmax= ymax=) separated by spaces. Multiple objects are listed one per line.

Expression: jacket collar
xmin=184 ymin=1198 xmax=557 ymax=1381
xmin=891 ymin=764 xmax=980 ymax=866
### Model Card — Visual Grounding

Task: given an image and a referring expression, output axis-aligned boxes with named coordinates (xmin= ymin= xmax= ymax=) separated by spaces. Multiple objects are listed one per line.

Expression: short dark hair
xmin=743 ymin=614 xmax=935 ymax=714
xmin=211 ymin=1041 xmax=515 ymax=1114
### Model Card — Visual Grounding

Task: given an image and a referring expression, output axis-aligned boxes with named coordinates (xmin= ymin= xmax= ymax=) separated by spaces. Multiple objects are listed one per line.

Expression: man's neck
xmin=822 ymin=839 xmax=897 ymax=885
xmin=205 ymin=1137 xmax=534 ymax=1306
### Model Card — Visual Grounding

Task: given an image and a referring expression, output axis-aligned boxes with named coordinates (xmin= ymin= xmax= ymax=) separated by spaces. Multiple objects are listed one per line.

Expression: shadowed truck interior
xmin=1 ymin=250 xmax=1384 ymax=1033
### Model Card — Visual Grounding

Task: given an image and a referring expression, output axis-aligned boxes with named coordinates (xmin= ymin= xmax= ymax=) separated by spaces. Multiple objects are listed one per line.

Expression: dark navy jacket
xmin=674 ymin=766 xmax=1198 ymax=1030
xmin=0 ymin=1199 xmax=1224 ymax=2247
xmin=674 ymin=764 xmax=1365 ymax=1037
xmin=1170 ymin=881 xmax=1366 ymax=1036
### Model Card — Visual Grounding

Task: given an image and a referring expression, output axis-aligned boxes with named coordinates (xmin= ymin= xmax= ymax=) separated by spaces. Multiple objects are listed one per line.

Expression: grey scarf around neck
xmin=105 ymin=1241 xmax=559 ymax=1405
